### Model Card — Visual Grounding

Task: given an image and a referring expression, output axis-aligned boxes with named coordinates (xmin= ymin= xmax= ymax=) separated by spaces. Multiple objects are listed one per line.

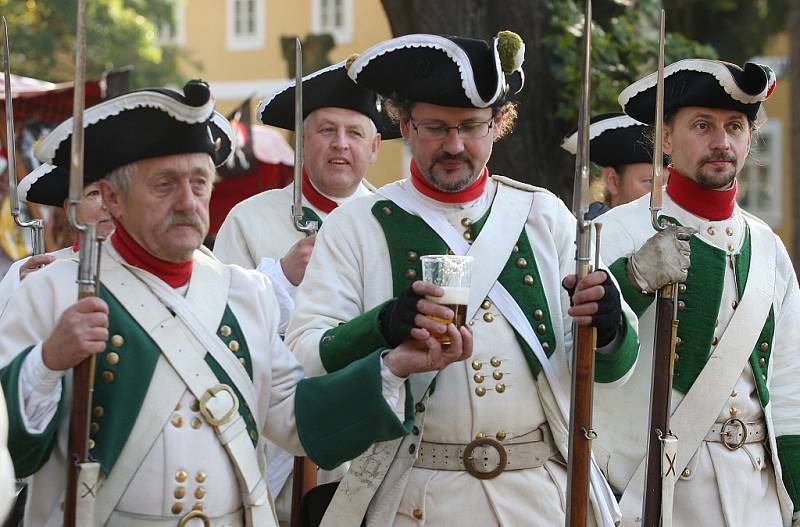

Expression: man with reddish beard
xmin=592 ymin=59 xmax=800 ymax=527
xmin=214 ymin=61 xmax=400 ymax=334
xmin=286 ymin=33 xmax=639 ymax=526
xmin=0 ymin=81 xmax=471 ymax=527
xmin=0 ymin=165 xmax=115 ymax=316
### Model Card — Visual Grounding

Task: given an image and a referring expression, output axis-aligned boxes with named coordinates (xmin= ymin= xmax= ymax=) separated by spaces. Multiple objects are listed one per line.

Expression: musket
xmin=641 ymin=10 xmax=680 ymax=527
xmin=2 ymin=17 xmax=45 ymax=255
xmin=289 ymin=36 xmax=318 ymax=527
xmin=291 ymin=38 xmax=318 ymax=235
xmin=565 ymin=2 xmax=597 ymax=526
xmin=64 ymin=0 xmax=103 ymax=524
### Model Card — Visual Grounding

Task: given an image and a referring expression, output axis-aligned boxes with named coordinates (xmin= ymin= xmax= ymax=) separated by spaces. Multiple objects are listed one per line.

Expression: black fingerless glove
xmin=592 ymin=270 xmax=622 ymax=347
xmin=379 ymin=286 xmax=424 ymax=347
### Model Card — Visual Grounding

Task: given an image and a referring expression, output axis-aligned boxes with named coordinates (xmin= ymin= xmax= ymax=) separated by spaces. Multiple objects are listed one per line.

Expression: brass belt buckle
xmin=720 ymin=417 xmax=747 ymax=451
xmin=199 ymin=384 xmax=239 ymax=426
xmin=177 ymin=509 xmax=211 ymax=527
xmin=462 ymin=437 xmax=507 ymax=479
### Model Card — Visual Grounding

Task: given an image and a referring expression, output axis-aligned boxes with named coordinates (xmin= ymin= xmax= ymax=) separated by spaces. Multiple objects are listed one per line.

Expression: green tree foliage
xmin=545 ymin=0 xmax=718 ymax=124
xmin=0 ymin=0 xmax=188 ymax=87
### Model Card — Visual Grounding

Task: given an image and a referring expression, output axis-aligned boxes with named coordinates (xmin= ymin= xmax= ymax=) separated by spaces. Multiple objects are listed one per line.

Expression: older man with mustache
xmin=592 ymin=59 xmax=800 ymax=527
xmin=0 ymin=80 xmax=471 ymax=527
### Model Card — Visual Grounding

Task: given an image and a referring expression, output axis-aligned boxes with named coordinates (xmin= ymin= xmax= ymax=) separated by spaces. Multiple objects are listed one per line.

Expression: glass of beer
xmin=420 ymin=255 xmax=472 ymax=344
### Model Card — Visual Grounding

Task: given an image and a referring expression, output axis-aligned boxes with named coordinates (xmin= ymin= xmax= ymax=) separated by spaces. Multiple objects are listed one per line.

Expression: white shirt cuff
xmin=257 ymin=257 xmax=297 ymax=334
xmin=379 ymin=353 xmax=407 ymax=422
xmin=18 ymin=343 xmax=64 ymax=433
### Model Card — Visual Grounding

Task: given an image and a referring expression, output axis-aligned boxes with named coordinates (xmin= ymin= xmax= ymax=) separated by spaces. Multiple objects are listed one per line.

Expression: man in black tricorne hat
xmin=593 ymin=59 xmax=800 ymax=527
xmin=0 ymin=80 xmax=471 ymax=526
xmin=562 ymin=113 xmax=659 ymax=216
xmin=286 ymin=32 xmax=639 ymax=526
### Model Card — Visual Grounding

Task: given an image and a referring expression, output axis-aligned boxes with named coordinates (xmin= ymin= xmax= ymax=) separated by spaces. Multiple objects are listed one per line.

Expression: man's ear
xmin=399 ymin=116 xmax=411 ymax=139
xmin=98 ymin=179 xmax=122 ymax=219
xmin=662 ymin=125 xmax=673 ymax=156
xmin=368 ymin=133 xmax=381 ymax=164
xmin=602 ymin=166 xmax=620 ymax=197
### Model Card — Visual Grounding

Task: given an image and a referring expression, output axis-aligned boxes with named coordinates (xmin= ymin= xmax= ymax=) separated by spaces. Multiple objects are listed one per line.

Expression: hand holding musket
xmin=2 ymin=17 xmax=45 ymax=255
xmin=63 ymin=0 xmax=104 ymax=525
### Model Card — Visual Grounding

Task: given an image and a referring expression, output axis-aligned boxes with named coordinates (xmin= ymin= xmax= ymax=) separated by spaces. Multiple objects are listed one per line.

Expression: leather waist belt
xmin=108 ymin=508 xmax=244 ymax=527
xmin=414 ymin=424 xmax=557 ymax=479
xmin=704 ymin=418 xmax=767 ymax=451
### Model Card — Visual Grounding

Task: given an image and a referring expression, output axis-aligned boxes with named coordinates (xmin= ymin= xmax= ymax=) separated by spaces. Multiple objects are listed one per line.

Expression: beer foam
xmin=427 ymin=286 xmax=469 ymax=305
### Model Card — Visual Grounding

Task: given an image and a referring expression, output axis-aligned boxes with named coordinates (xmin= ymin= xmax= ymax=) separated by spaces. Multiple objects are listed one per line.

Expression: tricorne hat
xmin=258 ymin=60 xmax=401 ymax=139
xmin=18 ymin=163 xmax=69 ymax=207
xmin=34 ymin=80 xmax=234 ymax=185
xmin=347 ymin=31 xmax=525 ymax=108
xmin=561 ymin=113 xmax=665 ymax=168
xmin=619 ymin=59 xmax=776 ymax=128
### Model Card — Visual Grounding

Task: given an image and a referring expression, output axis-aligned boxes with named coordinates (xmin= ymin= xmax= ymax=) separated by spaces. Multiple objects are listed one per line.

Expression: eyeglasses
xmin=410 ymin=118 xmax=494 ymax=140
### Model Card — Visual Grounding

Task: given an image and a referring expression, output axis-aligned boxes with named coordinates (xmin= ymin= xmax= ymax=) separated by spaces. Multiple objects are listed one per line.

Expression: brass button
xmin=516 ymin=257 xmax=528 ymax=269
xmin=412 ymin=426 xmax=420 ymax=436
xmin=447 ymin=249 xmax=455 ymax=255
xmin=461 ymin=217 xmax=472 ymax=227
xmin=542 ymin=342 xmax=550 ymax=352
xmin=481 ymin=299 xmax=492 ymax=310
xmin=219 ymin=325 xmax=232 ymax=337
xmin=678 ymin=283 xmax=687 ymax=294
xmin=495 ymin=383 xmax=506 ymax=393
xmin=90 ymin=422 xmax=99 ymax=434
xmin=468 ymin=320 xmax=475 ymax=326
xmin=730 ymin=406 xmax=738 ymax=417
xmin=537 ymin=323 xmax=547 ymax=335
xmin=731 ymin=389 xmax=738 ymax=397
xmin=512 ymin=244 xmax=520 ymax=253
xmin=496 ymin=431 xmax=507 ymax=441
xmin=677 ymin=300 xmax=686 ymax=311
xmin=171 ymin=503 xmax=183 ymax=515
xmin=176 ymin=470 xmax=188 ymax=483
xmin=759 ymin=357 xmax=766 ymax=367
xmin=190 ymin=399 xmax=200 ymax=412
xmin=192 ymin=503 xmax=204 ymax=511
xmin=174 ymin=486 xmax=185 ymax=499
xmin=239 ymin=357 xmax=246 ymax=366
xmin=463 ymin=231 xmax=473 ymax=241
xmin=405 ymin=269 xmax=417 ymax=280
xmin=105 ymin=352 xmax=120 ymax=365
xmin=475 ymin=386 xmax=487 ymax=397
xmin=194 ymin=487 xmax=206 ymax=500
xmin=191 ymin=417 xmax=202 ymax=430
xmin=101 ymin=370 xmax=114 ymax=383
xmin=406 ymin=251 xmax=418 ymax=262
xmin=476 ymin=432 xmax=486 ymax=439
xmin=172 ymin=415 xmax=183 ymax=428
xmin=533 ymin=309 xmax=544 ymax=320
xmin=712 ymin=337 xmax=719 ymax=345
xmin=88 ymin=439 xmax=95 ymax=450
xmin=195 ymin=471 xmax=207 ymax=483
xmin=726 ymin=227 xmax=734 ymax=236
xmin=727 ymin=242 xmax=735 ymax=253
xmin=523 ymin=274 xmax=534 ymax=286
xmin=228 ymin=340 xmax=240 ymax=352
xmin=413 ymin=508 xmax=423 ymax=520
xmin=675 ymin=337 xmax=682 ymax=347
xmin=382 ymin=206 xmax=392 ymax=216
xmin=408 ymin=444 xmax=416 ymax=454
xmin=492 ymin=371 xmax=503 ymax=380
xmin=707 ymin=227 xmax=716 ymax=236
xmin=415 ymin=402 xmax=426 ymax=413
xmin=473 ymin=374 xmax=484 ymax=383
xmin=682 ymin=468 xmax=691 ymax=478
xmin=250 ymin=430 xmax=258 ymax=442
xmin=471 ymin=360 xmax=482 ymax=371
xmin=93 ymin=406 xmax=104 ymax=418
xmin=490 ymin=357 xmax=502 ymax=368
xmin=321 ymin=335 xmax=332 ymax=344
xmin=732 ymin=300 xmax=738 ymax=309
xmin=760 ymin=342 xmax=769 ymax=352
xmin=483 ymin=313 xmax=494 ymax=323
xmin=674 ymin=353 xmax=680 ymax=362
xmin=110 ymin=334 xmax=124 ymax=348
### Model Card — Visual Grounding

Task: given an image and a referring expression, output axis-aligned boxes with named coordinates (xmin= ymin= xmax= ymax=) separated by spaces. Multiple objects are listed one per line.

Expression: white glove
xmin=627 ymin=225 xmax=695 ymax=293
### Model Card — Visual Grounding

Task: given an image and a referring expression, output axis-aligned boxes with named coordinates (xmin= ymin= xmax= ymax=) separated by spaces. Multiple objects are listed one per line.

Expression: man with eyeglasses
xmin=285 ymin=33 xmax=639 ymax=526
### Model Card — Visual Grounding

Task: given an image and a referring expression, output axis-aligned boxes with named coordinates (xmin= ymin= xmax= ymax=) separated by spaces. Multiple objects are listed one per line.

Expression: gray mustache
xmin=160 ymin=212 xmax=205 ymax=232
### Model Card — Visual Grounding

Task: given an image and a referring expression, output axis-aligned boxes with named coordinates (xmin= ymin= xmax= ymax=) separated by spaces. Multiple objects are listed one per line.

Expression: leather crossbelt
xmin=704 ymin=418 xmax=767 ymax=451
xmin=414 ymin=424 xmax=558 ymax=480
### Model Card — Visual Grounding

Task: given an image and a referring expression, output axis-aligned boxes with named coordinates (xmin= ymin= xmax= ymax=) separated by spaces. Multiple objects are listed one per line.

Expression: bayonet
xmin=3 ymin=16 xmax=44 ymax=255
xmin=292 ymin=38 xmax=318 ymax=235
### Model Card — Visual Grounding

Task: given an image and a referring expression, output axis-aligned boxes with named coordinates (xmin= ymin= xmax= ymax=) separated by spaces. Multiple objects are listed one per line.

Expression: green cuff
xmin=296 ymin=350 xmax=410 ymax=470
xmin=319 ymin=301 xmax=391 ymax=373
xmin=777 ymin=435 xmax=800 ymax=512
xmin=594 ymin=316 xmax=639 ymax=383
xmin=610 ymin=257 xmax=655 ymax=317
xmin=0 ymin=346 xmax=64 ymax=477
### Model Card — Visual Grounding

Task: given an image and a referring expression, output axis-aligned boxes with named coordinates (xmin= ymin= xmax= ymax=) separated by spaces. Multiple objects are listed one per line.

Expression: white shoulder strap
xmin=619 ymin=219 xmax=778 ymax=526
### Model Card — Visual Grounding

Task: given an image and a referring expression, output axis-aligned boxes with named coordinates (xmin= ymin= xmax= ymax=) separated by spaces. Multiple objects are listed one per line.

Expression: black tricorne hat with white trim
xmin=18 ymin=164 xmax=69 ymax=207
xmin=258 ymin=60 xmax=401 ymax=139
xmin=619 ymin=59 xmax=776 ymax=127
xmin=347 ymin=31 xmax=525 ymax=109
xmin=561 ymin=113 xmax=664 ymax=168
xmin=34 ymin=80 xmax=235 ymax=184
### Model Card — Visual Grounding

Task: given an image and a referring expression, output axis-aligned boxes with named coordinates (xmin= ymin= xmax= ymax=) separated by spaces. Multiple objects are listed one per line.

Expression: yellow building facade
xmin=163 ymin=0 xmax=405 ymax=187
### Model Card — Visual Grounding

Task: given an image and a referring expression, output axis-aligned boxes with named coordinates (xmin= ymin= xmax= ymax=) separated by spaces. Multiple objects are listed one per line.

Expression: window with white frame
xmin=158 ymin=1 xmax=186 ymax=46
xmin=227 ymin=0 xmax=265 ymax=50
xmin=737 ymin=119 xmax=783 ymax=228
xmin=312 ymin=0 xmax=353 ymax=44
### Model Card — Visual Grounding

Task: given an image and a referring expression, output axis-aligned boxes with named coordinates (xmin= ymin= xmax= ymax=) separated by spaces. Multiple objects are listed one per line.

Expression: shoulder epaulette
xmin=492 ymin=174 xmax=553 ymax=196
